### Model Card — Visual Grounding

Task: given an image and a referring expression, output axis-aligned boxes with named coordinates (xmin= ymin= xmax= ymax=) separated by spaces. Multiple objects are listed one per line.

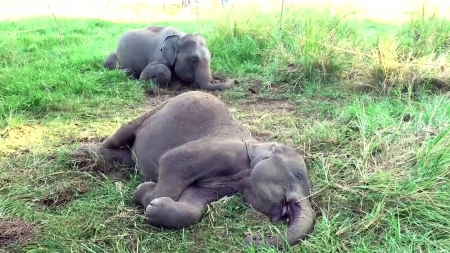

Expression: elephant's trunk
xmin=284 ymin=198 xmax=314 ymax=246
xmin=194 ymin=63 xmax=213 ymax=88
xmin=194 ymin=63 xmax=232 ymax=91
xmin=246 ymin=198 xmax=314 ymax=249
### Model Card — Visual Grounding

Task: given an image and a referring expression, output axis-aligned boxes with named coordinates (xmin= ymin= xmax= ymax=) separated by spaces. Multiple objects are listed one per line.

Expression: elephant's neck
xmin=235 ymin=139 xmax=254 ymax=191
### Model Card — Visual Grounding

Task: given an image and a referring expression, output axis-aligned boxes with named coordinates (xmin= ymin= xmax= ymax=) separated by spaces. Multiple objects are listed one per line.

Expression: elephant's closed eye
xmin=293 ymin=170 xmax=304 ymax=181
xmin=191 ymin=56 xmax=199 ymax=65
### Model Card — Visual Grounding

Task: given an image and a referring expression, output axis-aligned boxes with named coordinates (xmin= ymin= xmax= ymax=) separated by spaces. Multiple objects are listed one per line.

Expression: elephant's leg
xmin=76 ymin=144 xmax=136 ymax=167
xmin=74 ymin=120 xmax=139 ymax=166
xmin=132 ymin=181 xmax=157 ymax=206
xmin=139 ymin=62 xmax=172 ymax=86
xmin=135 ymin=184 xmax=220 ymax=229
xmin=101 ymin=98 xmax=170 ymax=151
xmin=145 ymin=197 xmax=203 ymax=228
xmin=75 ymin=117 xmax=138 ymax=166
xmin=136 ymin=139 xmax=246 ymax=204
xmin=122 ymin=69 xmax=140 ymax=79
xmin=99 ymin=147 xmax=135 ymax=166
xmin=103 ymin=52 xmax=139 ymax=79
xmin=104 ymin=52 xmax=118 ymax=69
xmin=101 ymin=124 xmax=137 ymax=150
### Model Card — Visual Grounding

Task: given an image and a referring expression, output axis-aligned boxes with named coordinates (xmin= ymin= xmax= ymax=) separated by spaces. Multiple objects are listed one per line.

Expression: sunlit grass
xmin=1 ymin=1 xmax=449 ymax=252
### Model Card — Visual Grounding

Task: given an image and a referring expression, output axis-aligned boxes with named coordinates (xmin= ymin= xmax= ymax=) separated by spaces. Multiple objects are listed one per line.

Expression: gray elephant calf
xmin=104 ymin=26 xmax=232 ymax=91
xmin=76 ymin=91 xmax=314 ymax=248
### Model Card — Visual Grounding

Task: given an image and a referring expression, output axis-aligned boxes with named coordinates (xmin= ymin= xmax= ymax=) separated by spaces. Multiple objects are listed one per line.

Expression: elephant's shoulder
xmin=146 ymin=26 xmax=181 ymax=35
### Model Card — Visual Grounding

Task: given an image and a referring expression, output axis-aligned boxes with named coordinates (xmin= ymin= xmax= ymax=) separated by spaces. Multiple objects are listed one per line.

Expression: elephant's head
xmin=243 ymin=141 xmax=315 ymax=249
xmin=161 ymin=33 xmax=231 ymax=91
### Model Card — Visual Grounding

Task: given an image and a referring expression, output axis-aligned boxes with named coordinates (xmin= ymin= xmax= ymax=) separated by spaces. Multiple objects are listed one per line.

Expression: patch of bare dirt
xmin=0 ymin=218 xmax=35 ymax=249
xmin=143 ymin=73 xmax=238 ymax=105
xmin=417 ymin=77 xmax=450 ymax=93
xmin=0 ymin=125 xmax=45 ymax=155
xmin=144 ymin=86 xmax=190 ymax=102
xmin=35 ymin=180 xmax=91 ymax=208
xmin=237 ymin=98 xmax=297 ymax=114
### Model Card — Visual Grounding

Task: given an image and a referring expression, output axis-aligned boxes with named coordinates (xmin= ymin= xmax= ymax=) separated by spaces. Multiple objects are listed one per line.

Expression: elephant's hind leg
xmin=104 ymin=52 xmax=118 ymax=69
xmin=101 ymin=124 xmax=137 ymax=150
xmin=76 ymin=144 xmax=136 ymax=167
xmin=102 ymin=99 xmax=169 ymax=151
xmin=80 ymin=100 xmax=169 ymax=167
xmin=75 ymin=118 xmax=139 ymax=167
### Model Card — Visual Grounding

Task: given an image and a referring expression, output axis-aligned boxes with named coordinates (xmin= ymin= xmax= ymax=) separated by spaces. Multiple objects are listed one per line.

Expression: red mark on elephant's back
xmin=147 ymin=26 xmax=165 ymax=33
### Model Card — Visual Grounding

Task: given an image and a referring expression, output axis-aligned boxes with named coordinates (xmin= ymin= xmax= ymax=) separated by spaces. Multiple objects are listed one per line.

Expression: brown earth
xmin=0 ymin=218 xmax=35 ymax=249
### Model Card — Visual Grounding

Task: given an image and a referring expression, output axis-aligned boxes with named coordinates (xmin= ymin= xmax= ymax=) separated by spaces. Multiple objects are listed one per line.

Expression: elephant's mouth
xmin=181 ymin=74 xmax=195 ymax=83
xmin=281 ymin=204 xmax=289 ymax=217
xmin=270 ymin=203 xmax=289 ymax=223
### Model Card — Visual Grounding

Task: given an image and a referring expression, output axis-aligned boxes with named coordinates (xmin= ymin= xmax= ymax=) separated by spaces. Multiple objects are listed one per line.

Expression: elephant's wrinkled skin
xmin=76 ymin=91 xmax=314 ymax=249
xmin=104 ymin=26 xmax=231 ymax=91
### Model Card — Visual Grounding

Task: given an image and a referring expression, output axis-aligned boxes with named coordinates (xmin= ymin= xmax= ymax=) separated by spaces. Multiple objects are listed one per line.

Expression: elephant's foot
xmin=133 ymin=181 xmax=157 ymax=206
xmin=72 ymin=144 xmax=115 ymax=173
xmin=145 ymin=197 xmax=203 ymax=229
xmin=73 ymin=143 xmax=135 ymax=173
xmin=139 ymin=62 xmax=172 ymax=86
xmin=73 ymin=143 xmax=103 ymax=161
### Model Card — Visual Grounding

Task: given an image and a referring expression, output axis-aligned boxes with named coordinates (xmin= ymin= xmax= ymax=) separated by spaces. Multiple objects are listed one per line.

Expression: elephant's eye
xmin=293 ymin=170 xmax=304 ymax=181
xmin=191 ymin=56 xmax=199 ymax=64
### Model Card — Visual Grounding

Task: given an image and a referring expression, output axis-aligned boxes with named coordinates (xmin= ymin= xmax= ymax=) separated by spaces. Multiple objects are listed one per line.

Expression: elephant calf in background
xmin=76 ymin=91 xmax=314 ymax=249
xmin=104 ymin=26 xmax=232 ymax=91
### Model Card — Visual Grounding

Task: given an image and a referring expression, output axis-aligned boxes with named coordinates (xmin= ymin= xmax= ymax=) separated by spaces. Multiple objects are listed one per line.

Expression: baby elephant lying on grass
xmin=75 ymin=91 xmax=314 ymax=249
xmin=104 ymin=25 xmax=232 ymax=91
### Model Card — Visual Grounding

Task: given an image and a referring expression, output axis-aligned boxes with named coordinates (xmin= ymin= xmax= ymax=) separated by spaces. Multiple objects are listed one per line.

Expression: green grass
xmin=1 ymin=3 xmax=450 ymax=253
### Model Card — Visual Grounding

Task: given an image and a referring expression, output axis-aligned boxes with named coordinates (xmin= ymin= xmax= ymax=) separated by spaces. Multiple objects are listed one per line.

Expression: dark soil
xmin=0 ymin=218 xmax=35 ymax=249
xmin=36 ymin=180 xmax=91 ymax=208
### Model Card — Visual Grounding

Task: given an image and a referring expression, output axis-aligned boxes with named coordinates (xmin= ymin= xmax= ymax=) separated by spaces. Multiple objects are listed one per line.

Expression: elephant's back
xmin=116 ymin=28 xmax=158 ymax=73
xmin=159 ymin=91 xmax=249 ymax=133
xmin=132 ymin=91 xmax=251 ymax=179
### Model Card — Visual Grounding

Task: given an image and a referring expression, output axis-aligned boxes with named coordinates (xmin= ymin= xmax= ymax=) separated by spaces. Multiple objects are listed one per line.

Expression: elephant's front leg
xmin=133 ymin=183 xmax=219 ymax=229
xmin=145 ymin=196 xmax=204 ymax=229
xmin=139 ymin=61 xmax=172 ymax=86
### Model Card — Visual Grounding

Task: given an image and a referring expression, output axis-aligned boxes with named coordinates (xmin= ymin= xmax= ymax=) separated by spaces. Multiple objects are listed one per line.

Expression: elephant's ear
xmin=161 ymin=34 xmax=180 ymax=66
xmin=248 ymin=142 xmax=276 ymax=168
xmin=193 ymin=33 xmax=204 ymax=38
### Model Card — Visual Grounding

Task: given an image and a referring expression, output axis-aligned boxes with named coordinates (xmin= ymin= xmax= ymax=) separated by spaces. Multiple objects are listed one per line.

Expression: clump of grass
xmin=209 ymin=5 xmax=363 ymax=85
xmin=205 ymin=3 xmax=450 ymax=93
xmin=347 ymin=32 xmax=450 ymax=94
xmin=0 ymin=18 xmax=145 ymax=120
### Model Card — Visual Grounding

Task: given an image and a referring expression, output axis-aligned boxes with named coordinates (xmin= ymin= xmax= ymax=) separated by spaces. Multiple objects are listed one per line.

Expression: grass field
xmin=1 ymin=1 xmax=450 ymax=252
